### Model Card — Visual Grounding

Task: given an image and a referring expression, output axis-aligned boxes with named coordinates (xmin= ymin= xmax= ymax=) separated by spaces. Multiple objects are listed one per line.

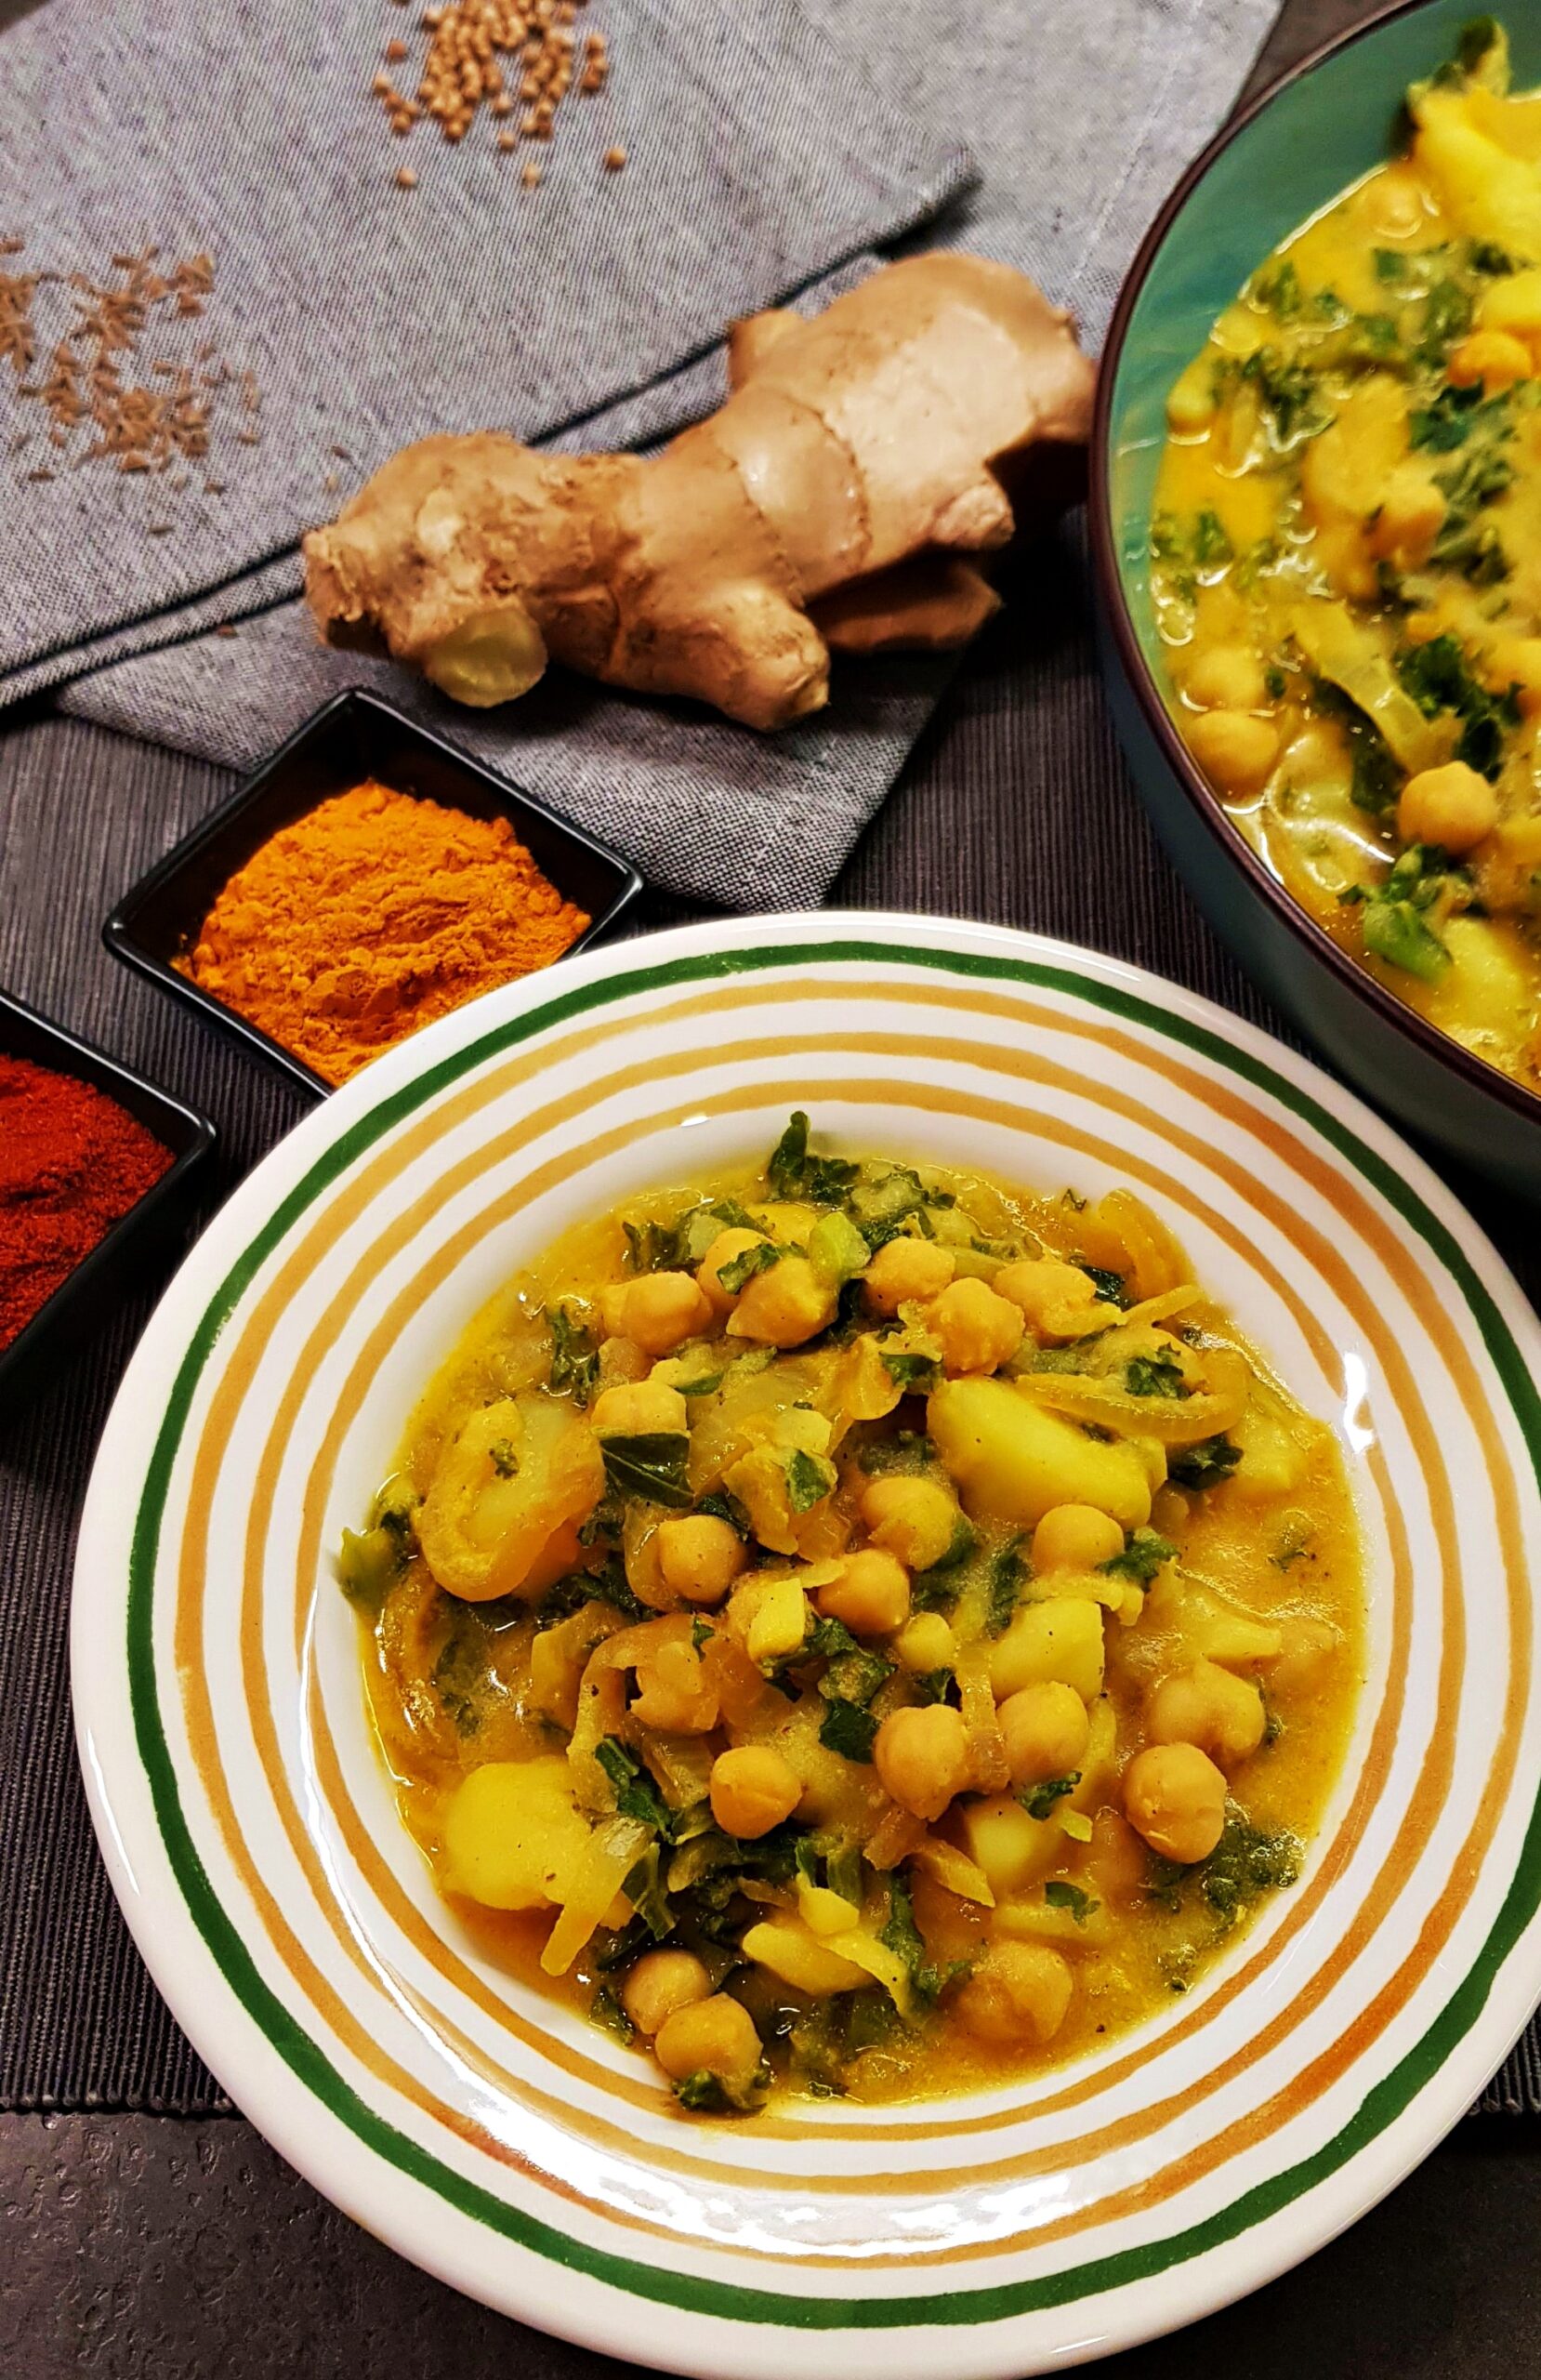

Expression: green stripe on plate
xmin=124 ymin=939 xmax=1541 ymax=2330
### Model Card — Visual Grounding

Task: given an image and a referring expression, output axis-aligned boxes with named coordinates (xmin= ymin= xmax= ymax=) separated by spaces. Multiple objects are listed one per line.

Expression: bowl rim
xmin=1087 ymin=0 xmax=1541 ymax=1137
xmin=68 ymin=908 xmax=1541 ymax=2375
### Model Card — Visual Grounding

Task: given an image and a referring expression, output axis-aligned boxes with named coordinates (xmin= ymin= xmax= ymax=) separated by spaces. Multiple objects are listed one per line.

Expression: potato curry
xmin=1154 ymin=19 xmax=1541 ymax=1090
xmin=341 ymin=1117 xmax=1363 ymax=2116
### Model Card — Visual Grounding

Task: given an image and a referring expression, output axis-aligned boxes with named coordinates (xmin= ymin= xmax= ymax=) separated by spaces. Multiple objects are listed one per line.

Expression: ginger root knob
xmin=422 ymin=605 xmax=548 ymax=707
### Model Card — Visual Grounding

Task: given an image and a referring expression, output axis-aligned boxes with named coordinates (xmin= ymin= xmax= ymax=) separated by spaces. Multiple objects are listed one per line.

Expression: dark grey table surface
xmin=10 ymin=0 xmax=1541 ymax=2372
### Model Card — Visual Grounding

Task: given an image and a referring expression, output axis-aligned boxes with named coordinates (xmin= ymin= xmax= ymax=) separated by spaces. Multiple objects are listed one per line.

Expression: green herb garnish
xmin=1167 ymin=1435 xmax=1243 ymax=1491
xmin=1019 ymin=1772 xmax=1079 ymax=1821
xmin=599 ymin=1430 xmax=693 ymax=1509
xmin=548 ymin=1304 xmax=599 ymax=1407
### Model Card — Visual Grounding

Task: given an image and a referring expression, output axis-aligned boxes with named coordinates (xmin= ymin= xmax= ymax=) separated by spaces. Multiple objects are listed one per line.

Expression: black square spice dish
xmin=103 ymin=688 xmax=644 ymax=1099
xmin=0 ymin=986 xmax=215 ymax=1409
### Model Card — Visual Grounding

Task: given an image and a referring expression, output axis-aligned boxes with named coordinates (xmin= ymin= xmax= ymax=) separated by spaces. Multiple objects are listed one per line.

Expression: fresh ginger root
xmin=303 ymin=253 xmax=1096 ymax=732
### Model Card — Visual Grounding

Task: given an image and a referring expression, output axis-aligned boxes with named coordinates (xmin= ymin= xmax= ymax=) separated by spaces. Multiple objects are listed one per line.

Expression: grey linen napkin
xmin=0 ymin=0 xmax=973 ymax=698
xmin=55 ymin=0 xmax=1281 ymax=909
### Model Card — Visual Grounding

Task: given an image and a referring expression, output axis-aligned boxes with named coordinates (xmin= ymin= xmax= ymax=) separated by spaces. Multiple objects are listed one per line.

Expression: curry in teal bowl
xmin=1093 ymin=1 xmax=1541 ymax=1197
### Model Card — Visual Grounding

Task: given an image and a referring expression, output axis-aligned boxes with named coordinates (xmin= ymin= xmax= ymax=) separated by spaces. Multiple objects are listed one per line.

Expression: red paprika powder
xmin=0 ymin=1053 xmax=173 ymax=1353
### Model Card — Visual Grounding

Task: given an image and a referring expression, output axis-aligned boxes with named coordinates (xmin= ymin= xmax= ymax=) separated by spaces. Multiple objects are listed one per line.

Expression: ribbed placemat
xmin=3 ymin=517 xmax=1538 ymax=2115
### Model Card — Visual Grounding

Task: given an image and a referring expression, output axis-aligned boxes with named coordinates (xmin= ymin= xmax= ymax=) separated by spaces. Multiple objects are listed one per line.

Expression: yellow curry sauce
xmin=1153 ymin=20 xmax=1541 ymax=1088
xmin=343 ymin=1117 xmax=1363 ymax=2115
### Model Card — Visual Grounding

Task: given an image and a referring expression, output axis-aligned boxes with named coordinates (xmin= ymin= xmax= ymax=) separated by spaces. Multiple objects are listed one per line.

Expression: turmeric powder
xmin=180 ymin=778 xmax=590 ymax=1085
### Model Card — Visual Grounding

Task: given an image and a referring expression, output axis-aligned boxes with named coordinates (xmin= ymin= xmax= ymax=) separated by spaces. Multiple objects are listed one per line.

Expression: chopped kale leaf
xmin=1019 ymin=1771 xmax=1079 ymax=1821
xmin=695 ymin=1488 xmax=753 ymax=1537
xmin=986 ymin=1537 xmax=1027 ymax=1635
xmin=718 ymin=1238 xmax=784 ymax=1296
xmin=818 ymin=1697 xmax=880 ymax=1763
xmin=596 ymin=1738 xmax=680 ymax=1839
xmin=1077 ymin=1263 xmax=1130 ymax=1308
xmin=784 ymin=1447 xmax=836 ymax=1513
xmin=1045 ymin=1879 xmax=1100 ymax=1925
xmin=767 ymin=1111 xmax=861 ymax=1204
xmin=548 ymin=1303 xmax=600 ymax=1407
xmin=589 ymin=1981 xmax=636 ymax=2043
xmin=1200 ymin=1810 xmax=1302 ymax=1925
xmin=536 ymin=1556 xmax=646 ymax=1626
xmin=1239 ymin=346 xmax=1326 ymax=443
xmin=599 ymin=1429 xmax=693 ymax=1509
xmin=818 ymin=1646 xmax=894 ymax=1710
xmin=1125 ymin=1347 xmax=1189 ymax=1399
xmin=880 ymin=1871 xmax=965 ymax=2006
xmin=674 ymin=2061 xmax=769 ymax=2115
xmin=1100 ymin=1527 xmax=1178 ymax=1588
xmin=805 ymin=1613 xmax=860 ymax=1661
xmin=1167 ymin=1434 xmax=1243 ymax=1491
xmin=1192 ymin=507 xmax=1233 ymax=566
xmin=1249 ymin=257 xmax=1301 ymax=318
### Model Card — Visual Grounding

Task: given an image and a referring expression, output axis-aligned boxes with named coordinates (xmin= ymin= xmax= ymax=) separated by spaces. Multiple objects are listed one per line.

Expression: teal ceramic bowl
xmin=1091 ymin=0 xmax=1541 ymax=1198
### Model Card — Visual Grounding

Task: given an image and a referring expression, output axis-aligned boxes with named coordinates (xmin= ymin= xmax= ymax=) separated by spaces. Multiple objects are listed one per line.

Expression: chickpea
xmin=1448 ymin=327 xmax=1533 ymax=391
xmin=1145 ymin=1659 xmax=1266 ymax=1770
xmin=596 ymin=1334 xmax=651 ymax=1392
xmin=592 ymin=1379 xmax=688 ymax=1439
xmin=727 ymin=1254 xmax=837 ymax=1348
xmin=927 ymin=1276 xmax=1024 ymax=1376
xmin=994 ymin=1258 xmax=1116 ymax=1343
xmin=654 ymin=1514 xmax=745 ymax=1607
xmin=598 ymin=1272 xmax=714 ymax=1357
xmin=1124 ymin=1742 xmax=1227 ymax=1864
xmin=955 ymin=1941 xmax=1073 ymax=2045
xmin=1397 ymin=760 xmax=1498 ymax=855
xmin=874 ymin=1702 xmax=971 ymax=1821
xmin=1312 ymin=520 xmax=1377 ymax=603
xmin=1485 ymin=636 xmax=1541 ymax=718
xmin=997 ymin=1681 xmax=1091 ymax=1787
xmin=863 ymin=1236 xmax=956 ymax=1316
xmin=818 ymin=1547 xmax=911 ymax=1635
xmin=1271 ymin=1615 xmax=1338 ymax=1693
xmin=1184 ymin=645 xmax=1266 ymax=712
xmin=862 ymin=1474 xmax=962 ymax=1571
xmin=1031 ymin=1502 xmax=1125 ymax=1575
xmin=892 ymin=1611 xmax=955 ymax=1673
xmin=630 ymin=1638 xmax=718 ymax=1733
xmin=621 ymin=1949 xmax=711 ymax=2037
xmin=709 ymin=1744 xmax=803 ymax=1839
xmin=1185 ymin=708 xmax=1278 ymax=797
xmin=653 ymin=1992 xmax=763 ymax=2087
xmin=696 ymin=1226 xmax=770 ymax=1314
xmin=1365 ymin=467 xmax=1444 ymax=568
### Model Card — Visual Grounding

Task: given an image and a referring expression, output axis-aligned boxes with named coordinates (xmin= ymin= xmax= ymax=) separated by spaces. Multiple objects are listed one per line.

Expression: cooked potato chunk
xmin=417 ymin=1395 xmax=604 ymax=1602
xmin=989 ymin=1596 xmax=1106 ymax=1702
xmin=928 ymin=1378 xmax=1152 ymax=1529
xmin=441 ymin=1758 xmax=593 ymax=1910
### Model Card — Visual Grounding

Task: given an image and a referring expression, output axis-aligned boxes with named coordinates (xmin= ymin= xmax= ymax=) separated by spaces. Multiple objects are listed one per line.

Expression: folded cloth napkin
xmin=55 ymin=0 xmax=1280 ymax=908
xmin=0 ymin=0 xmax=973 ymax=702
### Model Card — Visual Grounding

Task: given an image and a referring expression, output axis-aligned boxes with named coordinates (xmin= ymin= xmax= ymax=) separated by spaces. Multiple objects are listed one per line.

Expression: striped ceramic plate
xmin=72 ymin=914 xmax=1541 ymax=2376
